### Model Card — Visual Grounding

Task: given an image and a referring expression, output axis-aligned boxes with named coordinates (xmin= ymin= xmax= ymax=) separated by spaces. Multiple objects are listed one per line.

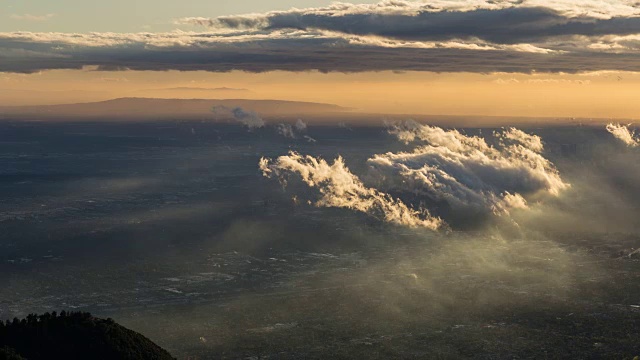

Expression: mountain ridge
xmin=0 ymin=97 xmax=352 ymax=120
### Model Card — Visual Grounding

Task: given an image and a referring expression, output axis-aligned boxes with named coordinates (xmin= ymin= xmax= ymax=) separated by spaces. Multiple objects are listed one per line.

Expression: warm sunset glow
xmin=2 ymin=69 xmax=640 ymax=120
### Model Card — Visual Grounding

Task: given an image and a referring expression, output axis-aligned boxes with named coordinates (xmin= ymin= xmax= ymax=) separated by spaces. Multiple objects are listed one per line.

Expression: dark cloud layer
xmin=1 ymin=37 xmax=639 ymax=74
xmin=1 ymin=1 xmax=640 ymax=74
xmin=188 ymin=6 xmax=640 ymax=44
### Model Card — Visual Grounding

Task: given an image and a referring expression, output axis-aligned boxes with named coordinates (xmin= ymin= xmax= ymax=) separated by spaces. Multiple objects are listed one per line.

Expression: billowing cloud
xmin=606 ymin=123 xmax=639 ymax=147
xmin=259 ymin=153 xmax=444 ymax=230
xmin=373 ymin=121 xmax=568 ymax=215
xmin=212 ymin=106 xmax=265 ymax=129
xmin=260 ymin=121 xmax=568 ymax=230
xmin=1 ymin=1 xmax=640 ymax=73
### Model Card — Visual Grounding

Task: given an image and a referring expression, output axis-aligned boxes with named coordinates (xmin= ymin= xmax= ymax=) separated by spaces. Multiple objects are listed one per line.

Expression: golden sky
xmin=2 ymin=69 xmax=639 ymax=120
xmin=3 ymin=1 xmax=640 ymax=120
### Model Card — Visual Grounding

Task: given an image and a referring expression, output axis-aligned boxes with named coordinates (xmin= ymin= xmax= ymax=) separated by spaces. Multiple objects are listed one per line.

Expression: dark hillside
xmin=0 ymin=312 xmax=174 ymax=360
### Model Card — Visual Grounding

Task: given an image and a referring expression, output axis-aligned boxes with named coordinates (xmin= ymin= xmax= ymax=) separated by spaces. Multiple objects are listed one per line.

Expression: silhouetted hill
xmin=0 ymin=346 xmax=24 ymax=360
xmin=0 ymin=97 xmax=350 ymax=121
xmin=0 ymin=312 xmax=174 ymax=360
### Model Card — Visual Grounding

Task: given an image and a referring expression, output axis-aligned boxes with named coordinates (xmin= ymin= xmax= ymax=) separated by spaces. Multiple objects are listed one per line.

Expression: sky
xmin=1 ymin=0 xmax=345 ymax=32
xmin=1 ymin=0 xmax=640 ymax=119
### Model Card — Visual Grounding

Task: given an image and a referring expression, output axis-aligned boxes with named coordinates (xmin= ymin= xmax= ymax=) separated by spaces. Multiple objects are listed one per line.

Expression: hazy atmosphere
xmin=1 ymin=1 xmax=640 ymax=359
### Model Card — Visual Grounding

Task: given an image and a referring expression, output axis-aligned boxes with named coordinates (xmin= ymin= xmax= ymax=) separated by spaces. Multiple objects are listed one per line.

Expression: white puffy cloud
xmin=375 ymin=121 xmax=568 ymax=214
xmin=606 ymin=123 xmax=640 ymax=147
xmin=260 ymin=121 xmax=568 ymax=230
xmin=259 ymin=153 xmax=444 ymax=230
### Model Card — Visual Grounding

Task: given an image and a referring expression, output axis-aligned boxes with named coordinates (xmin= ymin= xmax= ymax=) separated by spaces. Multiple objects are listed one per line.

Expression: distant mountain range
xmin=0 ymin=97 xmax=622 ymax=127
xmin=0 ymin=97 xmax=351 ymax=121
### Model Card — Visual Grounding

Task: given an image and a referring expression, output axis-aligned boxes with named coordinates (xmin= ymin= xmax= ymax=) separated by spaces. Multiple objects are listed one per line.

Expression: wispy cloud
xmin=99 ymin=77 xmax=129 ymax=82
xmin=212 ymin=106 xmax=265 ymax=130
xmin=275 ymin=119 xmax=308 ymax=139
xmin=10 ymin=14 xmax=56 ymax=22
